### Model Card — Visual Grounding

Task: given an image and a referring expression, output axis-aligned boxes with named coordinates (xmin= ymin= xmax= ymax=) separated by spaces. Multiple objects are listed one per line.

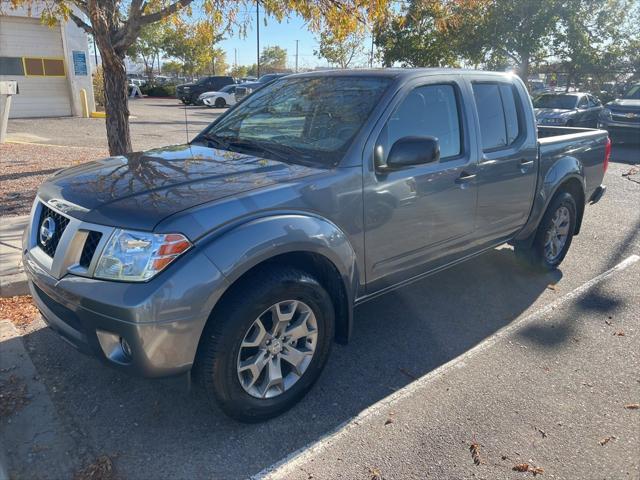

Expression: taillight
xmin=604 ymin=137 xmax=611 ymax=173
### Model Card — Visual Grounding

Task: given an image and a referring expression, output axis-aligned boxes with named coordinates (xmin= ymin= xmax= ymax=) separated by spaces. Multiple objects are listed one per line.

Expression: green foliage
xmin=127 ymin=23 xmax=167 ymax=77
xmin=92 ymin=66 xmax=105 ymax=107
xmin=315 ymin=30 xmax=365 ymax=68
xmin=161 ymin=60 xmax=184 ymax=76
xmin=140 ymin=84 xmax=177 ymax=97
xmin=260 ymin=46 xmax=288 ymax=73
xmin=230 ymin=64 xmax=249 ymax=78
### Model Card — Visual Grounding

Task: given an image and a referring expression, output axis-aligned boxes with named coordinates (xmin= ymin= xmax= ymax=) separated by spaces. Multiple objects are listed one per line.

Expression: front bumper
xmin=598 ymin=119 xmax=640 ymax=141
xmin=23 ymin=242 xmax=228 ymax=378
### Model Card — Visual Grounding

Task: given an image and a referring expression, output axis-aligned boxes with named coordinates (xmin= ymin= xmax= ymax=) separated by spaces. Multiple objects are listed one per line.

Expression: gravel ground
xmin=0 ymin=143 xmax=107 ymax=216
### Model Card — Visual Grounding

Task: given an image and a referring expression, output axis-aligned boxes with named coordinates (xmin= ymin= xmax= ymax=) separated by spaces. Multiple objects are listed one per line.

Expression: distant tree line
xmin=374 ymin=0 xmax=640 ymax=85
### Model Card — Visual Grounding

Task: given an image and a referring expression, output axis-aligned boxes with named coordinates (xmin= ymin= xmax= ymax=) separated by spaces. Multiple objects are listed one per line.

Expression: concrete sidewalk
xmin=0 ymin=215 xmax=29 ymax=297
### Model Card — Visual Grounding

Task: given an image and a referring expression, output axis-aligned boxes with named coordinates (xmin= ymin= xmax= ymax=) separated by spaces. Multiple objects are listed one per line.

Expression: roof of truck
xmin=288 ymin=68 xmax=514 ymax=80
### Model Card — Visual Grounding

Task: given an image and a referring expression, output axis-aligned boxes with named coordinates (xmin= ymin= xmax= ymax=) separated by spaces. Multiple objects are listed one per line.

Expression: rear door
xmin=470 ymin=80 xmax=538 ymax=242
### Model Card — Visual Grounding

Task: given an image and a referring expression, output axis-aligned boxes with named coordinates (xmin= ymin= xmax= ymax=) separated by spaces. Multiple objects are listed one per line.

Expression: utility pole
xmin=234 ymin=48 xmax=237 ymax=69
xmin=256 ymin=0 xmax=260 ymax=78
xmin=370 ymin=34 xmax=374 ymax=68
xmin=295 ymin=40 xmax=299 ymax=73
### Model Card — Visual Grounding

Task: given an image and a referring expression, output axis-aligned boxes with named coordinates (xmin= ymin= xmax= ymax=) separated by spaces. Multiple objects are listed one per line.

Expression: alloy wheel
xmin=236 ymin=300 xmax=318 ymax=399
xmin=544 ymin=205 xmax=571 ymax=262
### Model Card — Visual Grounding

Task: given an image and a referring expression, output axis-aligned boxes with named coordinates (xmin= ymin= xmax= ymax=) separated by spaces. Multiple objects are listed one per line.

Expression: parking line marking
xmin=253 ymin=254 xmax=640 ymax=480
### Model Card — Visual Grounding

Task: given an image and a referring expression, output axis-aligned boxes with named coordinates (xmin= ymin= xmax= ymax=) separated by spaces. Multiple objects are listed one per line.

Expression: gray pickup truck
xmin=23 ymin=69 xmax=609 ymax=422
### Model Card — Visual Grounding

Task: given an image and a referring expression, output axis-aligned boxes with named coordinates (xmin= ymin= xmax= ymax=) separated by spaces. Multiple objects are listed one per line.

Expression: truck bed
xmin=537 ymin=126 xmax=609 ymax=203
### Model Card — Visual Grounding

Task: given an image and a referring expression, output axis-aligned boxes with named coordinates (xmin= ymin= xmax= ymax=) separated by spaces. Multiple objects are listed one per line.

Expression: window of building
xmin=0 ymin=57 xmax=25 ymax=76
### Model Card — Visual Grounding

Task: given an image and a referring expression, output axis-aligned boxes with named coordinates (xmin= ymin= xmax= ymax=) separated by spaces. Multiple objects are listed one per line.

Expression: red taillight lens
xmin=604 ymin=137 xmax=611 ymax=173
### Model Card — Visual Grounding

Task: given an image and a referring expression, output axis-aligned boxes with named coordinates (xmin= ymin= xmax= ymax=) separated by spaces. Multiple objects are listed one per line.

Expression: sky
xmin=217 ymin=11 xmax=373 ymax=71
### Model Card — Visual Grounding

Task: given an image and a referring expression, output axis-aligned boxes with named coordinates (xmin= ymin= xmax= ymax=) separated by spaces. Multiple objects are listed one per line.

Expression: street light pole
xmin=295 ymin=40 xmax=299 ymax=73
xmin=256 ymin=0 xmax=260 ymax=78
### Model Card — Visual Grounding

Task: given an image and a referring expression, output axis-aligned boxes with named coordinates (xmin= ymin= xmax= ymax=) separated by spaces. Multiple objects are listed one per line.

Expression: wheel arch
xmin=200 ymin=214 xmax=359 ymax=346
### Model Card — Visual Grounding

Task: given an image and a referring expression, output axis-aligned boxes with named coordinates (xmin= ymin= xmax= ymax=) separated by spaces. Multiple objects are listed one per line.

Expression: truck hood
xmin=37 ymin=144 xmax=324 ymax=232
xmin=607 ymin=99 xmax=640 ymax=110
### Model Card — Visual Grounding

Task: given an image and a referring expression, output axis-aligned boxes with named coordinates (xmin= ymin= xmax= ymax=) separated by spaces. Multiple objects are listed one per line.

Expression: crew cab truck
xmin=23 ymin=70 xmax=609 ymax=422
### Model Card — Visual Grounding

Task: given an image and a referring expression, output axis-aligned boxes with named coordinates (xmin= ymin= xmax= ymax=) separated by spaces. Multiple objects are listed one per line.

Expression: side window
xmin=588 ymin=95 xmax=599 ymax=107
xmin=472 ymin=82 xmax=522 ymax=151
xmin=577 ymin=96 xmax=588 ymax=108
xmin=382 ymin=84 xmax=461 ymax=161
xmin=499 ymin=84 xmax=520 ymax=144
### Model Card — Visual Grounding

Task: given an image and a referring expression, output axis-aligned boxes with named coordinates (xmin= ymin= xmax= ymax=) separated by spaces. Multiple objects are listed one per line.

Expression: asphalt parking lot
xmin=1 ymin=101 xmax=639 ymax=479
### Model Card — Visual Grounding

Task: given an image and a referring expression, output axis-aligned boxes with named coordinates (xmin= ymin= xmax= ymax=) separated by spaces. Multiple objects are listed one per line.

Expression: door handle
xmin=455 ymin=171 xmax=476 ymax=184
xmin=519 ymin=159 xmax=534 ymax=167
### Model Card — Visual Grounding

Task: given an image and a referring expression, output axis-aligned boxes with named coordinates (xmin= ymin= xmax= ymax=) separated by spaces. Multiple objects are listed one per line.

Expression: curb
xmin=0 ymin=215 xmax=29 ymax=297
xmin=0 ymin=277 xmax=28 ymax=297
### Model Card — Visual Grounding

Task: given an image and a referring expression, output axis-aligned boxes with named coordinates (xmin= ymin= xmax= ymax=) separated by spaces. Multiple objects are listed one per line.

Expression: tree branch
xmin=138 ymin=0 xmax=193 ymax=26
xmin=68 ymin=11 xmax=94 ymax=35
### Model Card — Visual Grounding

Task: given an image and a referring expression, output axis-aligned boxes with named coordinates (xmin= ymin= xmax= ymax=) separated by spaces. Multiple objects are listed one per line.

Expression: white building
xmin=0 ymin=1 xmax=96 ymax=118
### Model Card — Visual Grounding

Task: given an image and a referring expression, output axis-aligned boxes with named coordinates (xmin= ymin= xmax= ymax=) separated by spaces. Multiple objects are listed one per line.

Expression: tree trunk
xmin=519 ymin=56 xmax=530 ymax=87
xmin=101 ymin=52 xmax=133 ymax=156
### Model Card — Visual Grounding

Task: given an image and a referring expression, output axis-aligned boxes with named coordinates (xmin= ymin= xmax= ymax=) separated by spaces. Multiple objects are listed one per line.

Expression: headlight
xmin=600 ymin=108 xmax=612 ymax=120
xmin=94 ymin=229 xmax=191 ymax=282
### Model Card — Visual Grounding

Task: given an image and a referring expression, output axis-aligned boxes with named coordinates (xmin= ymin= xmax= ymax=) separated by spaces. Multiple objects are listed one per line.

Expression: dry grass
xmin=73 ymin=455 xmax=117 ymax=480
xmin=0 ymin=143 xmax=107 ymax=216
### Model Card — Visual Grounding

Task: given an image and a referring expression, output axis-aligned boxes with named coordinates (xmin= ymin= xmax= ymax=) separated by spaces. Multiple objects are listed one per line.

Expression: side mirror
xmin=381 ymin=136 xmax=440 ymax=171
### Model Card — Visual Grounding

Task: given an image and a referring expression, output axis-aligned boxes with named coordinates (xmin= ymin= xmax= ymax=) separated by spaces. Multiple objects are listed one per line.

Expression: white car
xmin=198 ymin=84 xmax=237 ymax=108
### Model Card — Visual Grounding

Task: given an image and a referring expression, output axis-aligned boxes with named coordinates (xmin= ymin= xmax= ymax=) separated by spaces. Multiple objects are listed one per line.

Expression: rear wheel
xmin=214 ymin=97 xmax=226 ymax=108
xmin=196 ymin=266 xmax=334 ymax=422
xmin=515 ymin=192 xmax=577 ymax=270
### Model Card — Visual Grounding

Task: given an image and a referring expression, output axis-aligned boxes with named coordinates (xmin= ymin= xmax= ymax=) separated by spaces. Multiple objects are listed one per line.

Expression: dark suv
xmin=176 ymin=76 xmax=236 ymax=105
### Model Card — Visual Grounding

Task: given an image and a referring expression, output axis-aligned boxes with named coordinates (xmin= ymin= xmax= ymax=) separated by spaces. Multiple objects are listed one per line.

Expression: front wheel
xmin=515 ymin=192 xmax=577 ymax=270
xmin=196 ymin=267 xmax=334 ymax=422
xmin=214 ymin=97 xmax=226 ymax=108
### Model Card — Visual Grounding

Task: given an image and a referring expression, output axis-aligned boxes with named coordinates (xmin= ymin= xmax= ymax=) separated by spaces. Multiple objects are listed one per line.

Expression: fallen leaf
xmin=369 ymin=466 xmax=383 ymax=480
xmin=513 ymin=463 xmax=544 ymax=475
xmin=547 ymin=284 xmax=557 ymax=291
xmin=604 ymin=320 xmax=612 ymax=326
xmin=613 ymin=331 xmax=625 ymax=336
xmin=469 ymin=442 xmax=482 ymax=466
xmin=72 ymin=455 xmax=116 ymax=480
xmin=599 ymin=435 xmax=616 ymax=446
xmin=624 ymin=403 xmax=639 ymax=410
xmin=536 ymin=427 xmax=547 ymax=438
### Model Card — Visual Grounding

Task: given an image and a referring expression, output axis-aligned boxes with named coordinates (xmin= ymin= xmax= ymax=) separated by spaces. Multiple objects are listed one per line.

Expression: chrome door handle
xmin=455 ymin=171 xmax=476 ymax=184
xmin=520 ymin=159 xmax=534 ymax=167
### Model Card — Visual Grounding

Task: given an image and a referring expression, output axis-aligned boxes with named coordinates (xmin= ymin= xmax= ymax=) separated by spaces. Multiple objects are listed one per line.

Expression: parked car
xmin=198 ymin=84 xmax=238 ymax=108
xmin=23 ymin=70 xmax=609 ymax=422
xmin=598 ymin=83 xmax=640 ymax=143
xmin=527 ymin=79 xmax=546 ymax=94
xmin=234 ymin=73 xmax=290 ymax=102
xmin=533 ymin=92 xmax=603 ymax=127
xmin=176 ymin=76 xmax=236 ymax=105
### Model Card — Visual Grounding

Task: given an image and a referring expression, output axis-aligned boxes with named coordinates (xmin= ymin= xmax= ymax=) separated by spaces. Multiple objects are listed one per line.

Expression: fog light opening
xmin=120 ymin=337 xmax=132 ymax=359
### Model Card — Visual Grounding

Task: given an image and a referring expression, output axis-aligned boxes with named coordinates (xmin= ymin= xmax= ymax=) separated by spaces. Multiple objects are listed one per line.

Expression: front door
xmin=363 ymin=79 xmax=479 ymax=292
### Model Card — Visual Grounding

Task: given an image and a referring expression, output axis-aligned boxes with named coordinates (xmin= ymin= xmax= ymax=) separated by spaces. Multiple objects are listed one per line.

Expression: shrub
xmin=140 ymin=84 xmax=176 ymax=97
xmin=92 ymin=67 xmax=105 ymax=107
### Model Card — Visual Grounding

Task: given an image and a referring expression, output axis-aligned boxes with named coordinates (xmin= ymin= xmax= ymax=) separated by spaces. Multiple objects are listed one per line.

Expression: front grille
xmin=37 ymin=204 xmax=70 ymax=257
xmin=79 ymin=231 xmax=102 ymax=268
xmin=611 ymin=112 xmax=640 ymax=124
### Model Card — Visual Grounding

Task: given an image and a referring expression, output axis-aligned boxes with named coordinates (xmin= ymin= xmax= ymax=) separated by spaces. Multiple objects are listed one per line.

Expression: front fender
xmin=201 ymin=214 xmax=359 ymax=328
xmin=514 ymin=156 xmax=585 ymax=242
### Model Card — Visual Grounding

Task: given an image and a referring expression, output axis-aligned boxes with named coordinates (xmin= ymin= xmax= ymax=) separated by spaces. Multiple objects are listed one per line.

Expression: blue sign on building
xmin=72 ymin=51 xmax=88 ymax=76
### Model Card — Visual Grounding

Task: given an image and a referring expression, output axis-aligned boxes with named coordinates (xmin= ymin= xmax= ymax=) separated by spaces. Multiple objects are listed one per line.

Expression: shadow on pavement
xmin=19 ymin=248 xmax=562 ymax=478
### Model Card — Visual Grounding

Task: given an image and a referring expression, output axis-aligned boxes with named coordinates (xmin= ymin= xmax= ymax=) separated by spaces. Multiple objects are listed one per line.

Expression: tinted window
xmin=499 ymin=84 xmax=520 ymax=144
xmin=384 ymin=84 xmax=461 ymax=160
xmin=533 ymin=94 xmax=578 ymax=110
xmin=473 ymin=82 xmax=523 ymax=150
xmin=577 ymin=96 xmax=588 ymax=108
xmin=473 ymin=83 xmax=507 ymax=150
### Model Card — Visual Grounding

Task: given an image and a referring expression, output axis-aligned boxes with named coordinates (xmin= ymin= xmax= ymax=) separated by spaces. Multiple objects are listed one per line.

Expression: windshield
xmin=220 ymin=84 xmax=235 ymax=93
xmin=624 ymin=85 xmax=640 ymax=99
xmin=199 ymin=76 xmax=392 ymax=167
xmin=533 ymin=95 xmax=578 ymax=110
xmin=258 ymin=74 xmax=280 ymax=83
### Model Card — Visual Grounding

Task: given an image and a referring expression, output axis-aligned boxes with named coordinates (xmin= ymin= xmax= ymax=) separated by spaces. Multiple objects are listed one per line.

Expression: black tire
xmin=515 ymin=191 xmax=577 ymax=271
xmin=196 ymin=266 xmax=334 ymax=422
xmin=566 ymin=120 xmax=575 ymax=127
xmin=214 ymin=97 xmax=226 ymax=108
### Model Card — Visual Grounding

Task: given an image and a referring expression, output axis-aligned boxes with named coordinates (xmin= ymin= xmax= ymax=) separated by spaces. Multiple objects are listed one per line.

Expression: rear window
xmin=533 ymin=94 xmax=578 ymax=110
xmin=472 ymin=82 xmax=522 ymax=151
